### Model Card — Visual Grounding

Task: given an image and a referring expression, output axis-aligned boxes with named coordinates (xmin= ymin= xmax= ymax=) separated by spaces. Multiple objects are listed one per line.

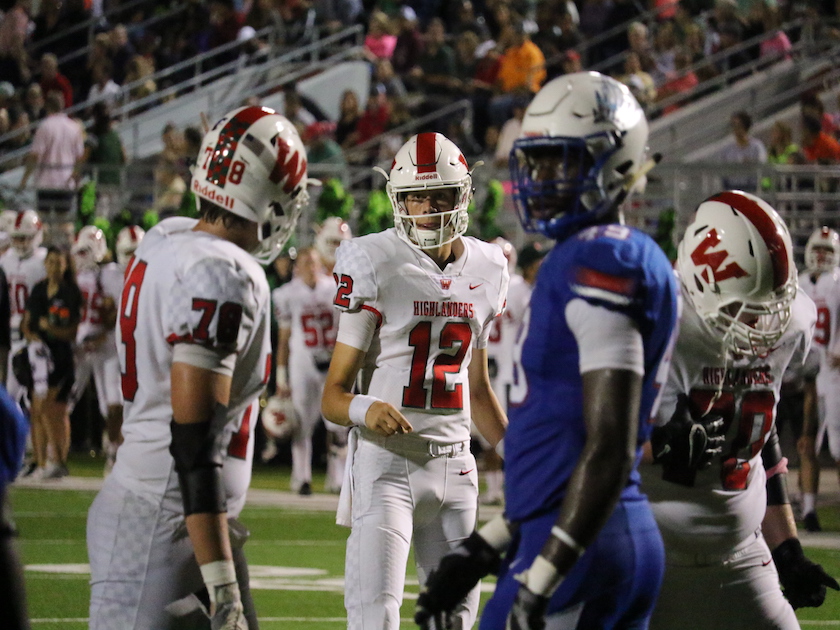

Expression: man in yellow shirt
xmin=490 ymin=21 xmax=547 ymax=129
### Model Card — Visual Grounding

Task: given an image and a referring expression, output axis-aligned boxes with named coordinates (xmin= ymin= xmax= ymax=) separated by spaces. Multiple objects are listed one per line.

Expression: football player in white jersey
xmin=641 ymin=192 xmax=839 ymax=630
xmin=69 ymin=225 xmax=124 ymax=473
xmin=314 ymin=215 xmax=351 ymax=273
xmin=86 ymin=106 xmax=309 ymax=630
xmin=321 ymin=132 xmax=509 ymax=630
xmin=115 ymin=225 xmax=146 ymax=270
xmin=798 ymin=227 xmax=840 ymax=533
xmin=271 ymin=246 xmax=342 ymax=494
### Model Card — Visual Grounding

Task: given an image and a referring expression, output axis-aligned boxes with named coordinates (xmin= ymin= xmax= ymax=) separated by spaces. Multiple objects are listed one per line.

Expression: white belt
xmin=362 ymin=430 xmax=469 ymax=459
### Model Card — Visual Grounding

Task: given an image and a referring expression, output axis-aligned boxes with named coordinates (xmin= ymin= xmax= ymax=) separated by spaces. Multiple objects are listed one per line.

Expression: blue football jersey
xmin=504 ymin=224 xmax=678 ymax=523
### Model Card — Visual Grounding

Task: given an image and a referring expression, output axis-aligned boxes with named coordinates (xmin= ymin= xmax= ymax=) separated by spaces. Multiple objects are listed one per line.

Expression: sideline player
xmin=69 ymin=225 xmax=123 ymax=472
xmin=314 ymin=216 xmax=351 ymax=273
xmin=271 ymin=246 xmax=340 ymax=495
xmin=795 ymin=226 xmax=840 ymax=531
xmin=416 ymin=72 xmax=678 ymax=630
xmin=86 ymin=106 xmax=309 ymax=630
xmin=643 ymin=192 xmax=839 ymax=629
xmin=321 ymin=132 xmax=509 ymax=630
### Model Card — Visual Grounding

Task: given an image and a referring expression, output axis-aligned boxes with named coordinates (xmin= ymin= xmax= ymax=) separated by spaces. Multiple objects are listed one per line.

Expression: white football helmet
xmin=677 ymin=191 xmax=797 ymax=357
xmin=492 ymin=237 xmax=517 ymax=273
xmin=116 ymin=225 xmax=145 ymax=265
xmin=72 ymin=225 xmax=108 ymax=270
xmin=314 ymin=217 xmax=351 ymax=266
xmin=511 ymin=71 xmax=649 ymax=243
xmin=805 ymin=226 xmax=840 ymax=275
xmin=261 ymin=395 xmax=299 ymax=440
xmin=192 ymin=106 xmax=310 ymax=264
xmin=9 ymin=209 xmax=43 ymax=257
xmin=378 ymin=132 xmax=474 ymax=250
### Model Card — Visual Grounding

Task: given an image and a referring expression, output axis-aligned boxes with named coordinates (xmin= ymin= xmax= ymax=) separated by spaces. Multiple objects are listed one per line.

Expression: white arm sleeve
xmin=335 ymin=308 xmax=379 ymax=352
xmin=565 ymin=298 xmax=644 ymax=376
xmin=172 ymin=343 xmax=237 ymax=376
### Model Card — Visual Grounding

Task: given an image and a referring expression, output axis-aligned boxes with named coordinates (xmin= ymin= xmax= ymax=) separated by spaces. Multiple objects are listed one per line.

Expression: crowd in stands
xmin=0 ymin=0 xmax=839 ymax=211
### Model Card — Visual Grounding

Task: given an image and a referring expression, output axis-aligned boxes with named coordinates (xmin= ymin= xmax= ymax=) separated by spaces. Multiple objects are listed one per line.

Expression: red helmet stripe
xmin=709 ymin=191 xmax=789 ymax=289
xmin=14 ymin=212 xmax=23 ymax=229
xmin=415 ymin=133 xmax=438 ymax=174
xmin=207 ymin=107 xmax=274 ymax=187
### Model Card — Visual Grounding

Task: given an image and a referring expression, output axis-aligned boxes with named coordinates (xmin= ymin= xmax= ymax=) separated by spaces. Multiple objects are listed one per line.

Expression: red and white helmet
xmin=261 ymin=395 xmax=299 ymax=440
xmin=805 ymin=226 xmax=840 ymax=275
xmin=379 ymin=132 xmax=473 ymax=250
xmin=677 ymin=191 xmax=797 ymax=357
xmin=72 ymin=225 xmax=108 ymax=270
xmin=314 ymin=217 xmax=352 ymax=266
xmin=116 ymin=225 xmax=145 ymax=265
xmin=192 ymin=106 xmax=310 ymax=264
xmin=10 ymin=209 xmax=43 ymax=257
xmin=492 ymin=237 xmax=517 ymax=273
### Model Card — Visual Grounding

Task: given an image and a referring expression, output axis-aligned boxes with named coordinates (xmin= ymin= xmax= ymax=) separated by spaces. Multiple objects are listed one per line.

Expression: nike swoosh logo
xmin=469 ymin=283 xmax=483 ymax=290
xmin=762 ymin=559 xmax=773 ymax=566
xmin=459 ymin=469 xmax=474 ymax=475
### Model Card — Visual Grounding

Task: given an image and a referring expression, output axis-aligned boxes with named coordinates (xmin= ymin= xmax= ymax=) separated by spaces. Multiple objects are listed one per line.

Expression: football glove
xmin=415 ymin=515 xmax=512 ymax=629
xmin=506 ymin=586 xmax=549 ymax=630
xmin=772 ymin=538 xmax=840 ymax=609
xmin=651 ymin=394 xmax=725 ymax=486
xmin=209 ymin=582 xmax=248 ymax=630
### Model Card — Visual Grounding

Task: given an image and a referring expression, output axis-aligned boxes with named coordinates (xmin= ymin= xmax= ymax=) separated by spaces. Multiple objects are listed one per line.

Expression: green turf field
xmin=10 ymin=454 xmax=840 ymax=629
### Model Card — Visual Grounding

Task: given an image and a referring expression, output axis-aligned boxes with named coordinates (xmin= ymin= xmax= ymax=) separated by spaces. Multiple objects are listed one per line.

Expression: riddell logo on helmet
xmin=193 ymin=180 xmax=235 ymax=210
xmin=415 ymin=173 xmax=440 ymax=181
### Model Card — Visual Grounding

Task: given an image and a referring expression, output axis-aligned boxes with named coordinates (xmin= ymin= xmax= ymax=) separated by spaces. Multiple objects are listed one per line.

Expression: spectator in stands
xmin=30 ymin=0 xmax=62 ymax=54
xmin=87 ymin=60 xmax=121 ymax=111
xmin=448 ymin=0 xmax=491 ymax=41
xmin=372 ymin=58 xmax=407 ymax=100
xmin=486 ymin=1 xmax=517 ymax=41
xmin=557 ymin=11 xmax=585 ymax=54
xmin=209 ymin=0 xmax=244 ymax=66
xmin=364 ymin=11 xmax=397 ymax=62
xmin=801 ymin=93 xmax=838 ymax=137
xmin=108 ymin=25 xmax=136 ymax=85
xmin=652 ymin=21 xmax=678 ymax=85
xmin=410 ymin=18 xmax=458 ymax=105
xmin=18 ymin=93 xmax=84 ymax=226
xmin=347 ymin=85 xmax=390 ymax=163
xmin=683 ymin=22 xmax=718 ymax=82
xmin=627 ymin=21 xmax=657 ymax=73
xmin=600 ymin=0 xmax=645 ymax=62
xmin=453 ymin=29 xmax=481 ymax=92
xmin=123 ymin=55 xmax=157 ymax=103
xmin=391 ymin=6 xmax=423 ymax=79
xmin=488 ymin=19 xmax=546 ymax=129
xmin=801 ymin=114 xmax=840 ymax=164
xmin=0 ymin=0 xmax=31 ymax=87
xmin=336 ymin=89 xmax=361 ymax=149
xmin=1 ymin=104 xmax=30 ymax=158
xmin=160 ymin=122 xmax=184 ymax=165
xmin=719 ymin=109 xmax=767 ymax=189
xmin=39 ymin=53 xmax=73 ymax=109
xmin=618 ymin=51 xmax=657 ymax=111
xmin=283 ymin=88 xmax=317 ymax=137
xmin=655 ymin=46 xmax=699 ymax=114
xmin=152 ymin=156 xmax=186 ymax=216
xmin=755 ymin=2 xmax=792 ymax=63
xmin=312 ymin=0 xmax=364 ymax=34
xmin=561 ymin=49 xmax=583 ymax=74
xmin=531 ymin=0 xmax=564 ymax=79
xmin=77 ymin=103 xmax=126 ymax=219
xmin=767 ymin=120 xmax=799 ymax=165
xmin=305 ymin=121 xmax=345 ymax=166
xmin=713 ymin=21 xmax=752 ymax=78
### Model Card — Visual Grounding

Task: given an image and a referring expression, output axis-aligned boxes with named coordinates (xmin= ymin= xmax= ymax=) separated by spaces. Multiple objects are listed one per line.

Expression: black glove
xmin=772 ymin=538 xmax=840 ymax=609
xmin=506 ymin=586 xmax=549 ymax=630
xmin=651 ymin=394 xmax=725 ymax=486
xmin=415 ymin=530 xmax=503 ymax=629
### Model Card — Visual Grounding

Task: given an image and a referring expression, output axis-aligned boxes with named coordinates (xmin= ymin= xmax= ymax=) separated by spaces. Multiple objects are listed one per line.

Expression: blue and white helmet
xmin=510 ymin=71 xmax=649 ymax=242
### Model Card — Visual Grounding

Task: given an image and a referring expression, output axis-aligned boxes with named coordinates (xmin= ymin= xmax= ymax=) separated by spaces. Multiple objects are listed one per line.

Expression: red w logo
xmin=270 ymin=135 xmax=307 ymax=194
xmin=440 ymin=278 xmax=452 ymax=290
xmin=691 ymin=229 xmax=748 ymax=283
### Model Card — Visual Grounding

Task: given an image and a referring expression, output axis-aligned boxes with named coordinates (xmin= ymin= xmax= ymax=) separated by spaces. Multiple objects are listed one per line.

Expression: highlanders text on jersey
xmin=643 ymin=286 xmax=815 ymax=553
xmin=272 ymin=275 xmax=337 ymax=370
xmin=332 ymin=228 xmax=509 ymax=443
xmin=112 ymin=217 xmax=272 ymax=514
xmin=504 ymin=224 xmax=679 ymax=523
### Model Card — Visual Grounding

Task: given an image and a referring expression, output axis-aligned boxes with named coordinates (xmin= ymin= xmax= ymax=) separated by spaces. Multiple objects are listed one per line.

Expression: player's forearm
xmin=763 ymin=504 xmax=799 ymax=550
xmin=185 ymin=512 xmax=233 ymax=565
xmin=470 ymin=388 xmax=506 ymax=447
xmin=321 ymin=383 xmax=355 ymax=427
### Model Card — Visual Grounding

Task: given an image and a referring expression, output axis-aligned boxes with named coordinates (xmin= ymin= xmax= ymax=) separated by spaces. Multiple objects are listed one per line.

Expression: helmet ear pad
xmin=386 ymin=132 xmax=473 ymax=251
xmin=676 ymin=190 xmax=797 ymax=356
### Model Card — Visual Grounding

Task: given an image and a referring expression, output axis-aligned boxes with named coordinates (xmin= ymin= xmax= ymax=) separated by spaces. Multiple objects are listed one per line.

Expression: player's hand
xmin=651 ymin=394 xmax=725 ymax=472
xmin=506 ymin=586 xmax=548 ymax=630
xmin=772 ymin=538 xmax=840 ymax=609
xmin=366 ymin=400 xmax=412 ymax=436
xmin=415 ymin=528 xmax=506 ymax=628
xmin=209 ymin=582 xmax=248 ymax=630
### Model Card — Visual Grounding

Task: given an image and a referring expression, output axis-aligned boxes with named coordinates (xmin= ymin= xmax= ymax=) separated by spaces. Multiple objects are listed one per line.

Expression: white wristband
xmin=477 ymin=514 xmax=512 ymax=551
xmin=521 ymin=555 xmax=564 ymax=597
xmin=348 ymin=394 xmax=380 ymax=427
xmin=276 ymin=365 xmax=288 ymax=389
xmin=200 ymin=560 xmax=238 ymax=605
xmin=551 ymin=526 xmax=586 ymax=556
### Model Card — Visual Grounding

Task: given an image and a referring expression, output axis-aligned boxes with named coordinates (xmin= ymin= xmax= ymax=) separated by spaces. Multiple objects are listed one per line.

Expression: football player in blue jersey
xmin=416 ymin=71 xmax=688 ymax=630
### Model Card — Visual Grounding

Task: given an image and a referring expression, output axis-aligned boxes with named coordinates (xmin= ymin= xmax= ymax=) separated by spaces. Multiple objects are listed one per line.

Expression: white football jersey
xmin=272 ymin=274 xmax=338 ymax=370
xmin=332 ymin=229 xmax=509 ymax=443
xmin=644 ymin=284 xmax=815 ymax=554
xmin=0 ymin=247 xmax=46 ymax=340
xmin=111 ymin=217 xmax=272 ymax=513
xmin=807 ymin=268 xmax=840 ymax=390
xmin=76 ymin=263 xmax=123 ymax=353
xmin=487 ymin=273 xmax=525 ymax=386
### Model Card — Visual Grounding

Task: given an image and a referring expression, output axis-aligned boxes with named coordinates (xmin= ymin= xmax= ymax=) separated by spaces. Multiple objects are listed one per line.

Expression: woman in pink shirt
xmin=364 ymin=11 xmax=397 ymax=62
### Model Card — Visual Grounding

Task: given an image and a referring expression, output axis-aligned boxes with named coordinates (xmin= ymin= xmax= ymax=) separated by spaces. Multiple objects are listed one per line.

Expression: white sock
xmin=802 ymin=493 xmax=816 ymax=515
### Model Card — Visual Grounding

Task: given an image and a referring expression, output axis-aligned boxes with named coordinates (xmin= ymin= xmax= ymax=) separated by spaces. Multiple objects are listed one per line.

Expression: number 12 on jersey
xmin=403 ymin=321 xmax=472 ymax=410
